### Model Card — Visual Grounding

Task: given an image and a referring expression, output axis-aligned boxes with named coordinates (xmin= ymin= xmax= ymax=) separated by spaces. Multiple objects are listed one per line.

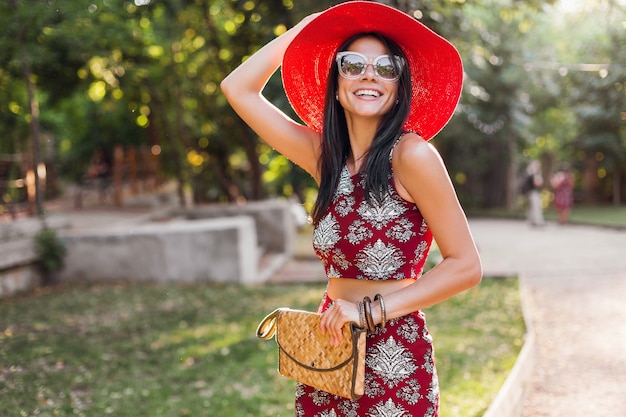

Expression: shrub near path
xmin=0 ymin=278 xmax=522 ymax=417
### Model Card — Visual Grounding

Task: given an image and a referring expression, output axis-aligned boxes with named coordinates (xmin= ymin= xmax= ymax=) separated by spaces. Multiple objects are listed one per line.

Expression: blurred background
xmin=1 ymin=2 xmax=625 ymax=416
xmin=1 ymin=0 xmax=624 ymax=218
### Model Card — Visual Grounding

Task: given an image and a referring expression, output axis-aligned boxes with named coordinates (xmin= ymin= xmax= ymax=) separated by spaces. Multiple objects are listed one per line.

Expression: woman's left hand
xmin=320 ymin=299 xmax=359 ymax=346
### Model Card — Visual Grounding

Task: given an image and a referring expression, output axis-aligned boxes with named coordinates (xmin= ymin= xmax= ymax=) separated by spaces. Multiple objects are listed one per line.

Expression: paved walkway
xmin=469 ymin=219 xmax=626 ymax=417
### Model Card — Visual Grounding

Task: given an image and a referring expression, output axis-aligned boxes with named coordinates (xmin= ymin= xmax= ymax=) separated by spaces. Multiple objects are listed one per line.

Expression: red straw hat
xmin=282 ymin=1 xmax=463 ymax=141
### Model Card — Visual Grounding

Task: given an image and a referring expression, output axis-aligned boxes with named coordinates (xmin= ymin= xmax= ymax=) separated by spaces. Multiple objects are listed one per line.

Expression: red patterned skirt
xmin=295 ymin=293 xmax=439 ymax=417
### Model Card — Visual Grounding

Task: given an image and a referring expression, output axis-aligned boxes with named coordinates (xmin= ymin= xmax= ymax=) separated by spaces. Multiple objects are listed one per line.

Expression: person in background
xmin=523 ymin=160 xmax=545 ymax=227
xmin=221 ymin=2 xmax=482 ymax=416
xmin=551 ymin=163 xmax=575 ymax=224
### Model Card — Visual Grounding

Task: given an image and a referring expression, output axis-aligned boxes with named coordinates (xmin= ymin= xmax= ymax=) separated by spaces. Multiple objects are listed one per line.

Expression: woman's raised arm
xmin=220 ymin=14 xmax=322 ymax=179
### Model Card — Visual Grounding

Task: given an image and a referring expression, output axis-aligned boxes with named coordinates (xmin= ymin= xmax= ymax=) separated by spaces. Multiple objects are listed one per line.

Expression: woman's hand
xmin=297 ymin=12 xmax=322 ymax=27
xmin=320 ymin=299 xmax=360 ymax=346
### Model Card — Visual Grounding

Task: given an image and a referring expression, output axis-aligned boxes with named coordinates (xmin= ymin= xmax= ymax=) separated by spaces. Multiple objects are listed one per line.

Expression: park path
xmin=468 ymin=219 xmax=626 ymax=417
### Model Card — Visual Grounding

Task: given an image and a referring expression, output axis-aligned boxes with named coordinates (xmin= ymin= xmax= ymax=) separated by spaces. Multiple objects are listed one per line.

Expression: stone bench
xmin=1 ymin=199 xmax=299 ymax=297
xmin=0 ymin=238 xmax=40 ymax=298
xmin=0 ymin=215 xmax=70 ymax=298
xmin=179 ymin=199 xmax=296 ymax=258
xmin=58 ymin=216 xmax=263 ymax=284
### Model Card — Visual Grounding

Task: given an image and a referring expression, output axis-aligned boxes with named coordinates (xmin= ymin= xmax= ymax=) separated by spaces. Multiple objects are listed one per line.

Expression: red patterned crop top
xmin=312 ymin=165 xmax=433 ymax=280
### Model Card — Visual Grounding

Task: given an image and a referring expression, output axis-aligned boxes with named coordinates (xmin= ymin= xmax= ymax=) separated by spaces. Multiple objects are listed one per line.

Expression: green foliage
xmin=438 ymin=1 xmax=539 ymax=208
xmin=516 ymin=2 xmax=626 ymax=203
xmin=0 ymin=0 xmax=624 ymax=208
xmin=0 ymin=278 xmax=523 ymax=417
xmin=34 ymin=227 xmax=67 ymax=275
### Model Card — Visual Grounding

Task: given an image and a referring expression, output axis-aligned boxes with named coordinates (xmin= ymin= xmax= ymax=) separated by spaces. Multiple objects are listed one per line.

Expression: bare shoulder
xmin=392 ymin=132 xmax=445 ymax=177
xmin=390 ymin=132 xmax=454 ymax=205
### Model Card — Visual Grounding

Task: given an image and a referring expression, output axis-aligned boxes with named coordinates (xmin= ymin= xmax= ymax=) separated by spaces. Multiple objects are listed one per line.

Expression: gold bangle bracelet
xmin=374 ymin=293 xmax=386 ymax=329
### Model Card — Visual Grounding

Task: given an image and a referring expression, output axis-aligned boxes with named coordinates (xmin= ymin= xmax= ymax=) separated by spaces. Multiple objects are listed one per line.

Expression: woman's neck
xmin=345 ymin=118 xmax=378 ymax=173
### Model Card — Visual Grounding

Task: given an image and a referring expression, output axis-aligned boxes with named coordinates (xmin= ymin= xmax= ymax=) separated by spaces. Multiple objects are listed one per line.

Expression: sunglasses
xmin=335 ymin=51 xmax=404 ymax=82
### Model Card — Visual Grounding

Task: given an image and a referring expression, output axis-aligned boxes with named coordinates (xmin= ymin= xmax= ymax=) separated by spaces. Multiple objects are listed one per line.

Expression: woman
xmin=221 ymin=2 xmax=482 ymax=416
xmin=551 ymin=164 xmax=575 ymax=224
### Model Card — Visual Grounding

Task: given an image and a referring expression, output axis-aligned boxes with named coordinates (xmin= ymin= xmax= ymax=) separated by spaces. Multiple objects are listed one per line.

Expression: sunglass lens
xmin=375 ymin=56 xmax=399 ymax=80
xmin=340 ymin=54 xmax=366 ymax=77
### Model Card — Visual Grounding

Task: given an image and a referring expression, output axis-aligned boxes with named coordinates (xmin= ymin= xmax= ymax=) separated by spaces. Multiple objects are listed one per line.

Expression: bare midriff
xmin=327 ymin=277 xmax=416 ymax=302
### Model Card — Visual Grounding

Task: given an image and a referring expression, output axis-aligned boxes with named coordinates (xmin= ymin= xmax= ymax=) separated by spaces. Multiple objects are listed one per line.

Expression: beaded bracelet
xmin=374 ymin=293 xmax=387 ymax=329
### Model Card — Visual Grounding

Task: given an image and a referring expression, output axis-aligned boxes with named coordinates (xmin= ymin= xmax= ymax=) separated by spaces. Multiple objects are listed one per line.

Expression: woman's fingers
xmin=321 ymin=300 xmax=358 ymax=346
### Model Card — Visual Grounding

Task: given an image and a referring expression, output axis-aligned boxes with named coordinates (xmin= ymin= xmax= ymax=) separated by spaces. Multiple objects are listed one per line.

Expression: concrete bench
xmin=179 ymin=199 xmax=296 ymax=258
xmin=58 ymin=216 xmax=262 ymax=284
xmin=1 ymin=199 xmax=299 ymax=297
xmin=0 ymin=238 xmax=40 ymax=298
xmin=0 ymin=215 xmax=70 ymax=298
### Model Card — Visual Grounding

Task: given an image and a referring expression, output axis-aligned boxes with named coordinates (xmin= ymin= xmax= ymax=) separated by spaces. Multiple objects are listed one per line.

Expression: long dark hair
xmin=311 ymin=33 xmax=412 ymax=225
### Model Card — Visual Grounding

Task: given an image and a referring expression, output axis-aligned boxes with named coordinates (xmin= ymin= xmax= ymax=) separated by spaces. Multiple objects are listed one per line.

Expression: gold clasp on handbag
xmin=256 ymin=308 xmax=280 ymax=339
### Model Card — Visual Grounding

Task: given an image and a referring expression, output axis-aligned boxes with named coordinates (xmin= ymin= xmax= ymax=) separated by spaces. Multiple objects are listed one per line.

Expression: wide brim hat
xmin=282 ymin=1 xmax=463 ymax=141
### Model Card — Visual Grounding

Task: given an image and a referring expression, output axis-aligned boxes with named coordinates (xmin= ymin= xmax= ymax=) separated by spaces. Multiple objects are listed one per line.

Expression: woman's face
xmin=336 ymin=36 xmax=399 ymax=125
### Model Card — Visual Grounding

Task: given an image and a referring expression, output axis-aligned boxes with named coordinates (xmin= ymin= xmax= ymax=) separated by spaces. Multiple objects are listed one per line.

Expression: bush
xmin=34 ymin=227 xmax=67 ymax=281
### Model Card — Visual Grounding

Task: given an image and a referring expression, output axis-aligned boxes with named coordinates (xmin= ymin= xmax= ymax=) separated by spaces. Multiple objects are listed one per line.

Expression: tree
xmin=4 ymin=0 xmax=623 ymax=216
xmin=568 ymin=4 xmax=626 ymax=204
xmin=0 ymin=1 xmax=70 ymax=214
xmin=519 ymin=0 xmax=626 ymax=205
xmin=433 ymin=0 xmax=556 ymax=209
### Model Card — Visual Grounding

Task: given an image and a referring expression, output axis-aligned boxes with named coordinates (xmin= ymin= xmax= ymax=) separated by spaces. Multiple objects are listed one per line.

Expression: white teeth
xmin=355 ymin=89 xmax=380 ymax=97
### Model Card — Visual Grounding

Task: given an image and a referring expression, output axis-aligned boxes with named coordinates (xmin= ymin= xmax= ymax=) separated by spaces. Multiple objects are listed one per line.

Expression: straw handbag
xmin=256 ymin=308 xmax=367 ymax=400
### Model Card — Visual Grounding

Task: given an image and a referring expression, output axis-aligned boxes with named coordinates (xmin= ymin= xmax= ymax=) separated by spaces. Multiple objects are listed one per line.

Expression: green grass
xmin=555 ymin=205 xmax=626 ymax=228
xmin=0 ymin=278 xmax=523 ymax=417
xmin=470 ymin=204 xmax=626 ymax=228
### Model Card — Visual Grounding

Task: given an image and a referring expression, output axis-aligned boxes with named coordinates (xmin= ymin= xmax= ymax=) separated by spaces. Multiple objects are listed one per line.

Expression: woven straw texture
xmin=263 ymin=308 xmax=366 ymax=400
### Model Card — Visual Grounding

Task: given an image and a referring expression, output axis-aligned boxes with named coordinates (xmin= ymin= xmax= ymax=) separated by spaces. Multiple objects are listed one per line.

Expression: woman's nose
xmin=362 ymin=63 xmax=377 ymax=79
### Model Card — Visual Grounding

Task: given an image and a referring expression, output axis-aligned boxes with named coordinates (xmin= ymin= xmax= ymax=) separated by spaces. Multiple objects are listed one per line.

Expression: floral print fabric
xmin=302 ymin=163 xmax=438 ymax=416
xmin=313 ymin=166 xmax=432 ymax=281
xmin=295 ymin=294 xmax=439 ymax=417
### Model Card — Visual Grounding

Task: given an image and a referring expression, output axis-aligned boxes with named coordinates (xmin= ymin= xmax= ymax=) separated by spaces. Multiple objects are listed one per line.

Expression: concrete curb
xmin=482 ymin=274 xmax=535 ymax=417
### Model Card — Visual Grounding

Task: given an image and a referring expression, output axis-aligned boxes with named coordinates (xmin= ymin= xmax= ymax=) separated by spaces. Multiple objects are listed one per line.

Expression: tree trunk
xmin=582 ymin=152 xmax=600 ymax=203
xmin=12 ymin=0 xmax=44 ymax=216
xmin=482 ymin=135 xmax=509 ymax=208
xmin=238 ymin=125 xmax=264 ymax=200
xmin=613 ymin=165 xmax=621 ymax=205
xmin=506 ymin=132 xmax=519 ymax=210
xmin=148 ymin=84 xmax=187 ymax=208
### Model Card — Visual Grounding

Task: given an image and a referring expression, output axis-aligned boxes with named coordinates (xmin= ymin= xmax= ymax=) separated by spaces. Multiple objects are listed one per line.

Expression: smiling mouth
xmin=355 ymin=89 xmax=381 ymax=98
